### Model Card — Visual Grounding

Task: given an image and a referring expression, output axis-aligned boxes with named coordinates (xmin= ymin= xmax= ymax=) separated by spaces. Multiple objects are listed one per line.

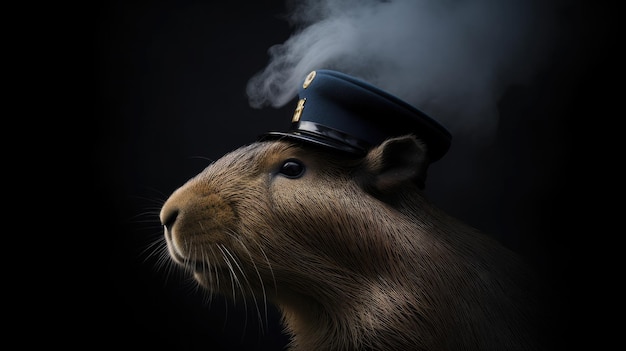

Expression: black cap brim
xmin=261 ymin=130 xmax=365 ymax=154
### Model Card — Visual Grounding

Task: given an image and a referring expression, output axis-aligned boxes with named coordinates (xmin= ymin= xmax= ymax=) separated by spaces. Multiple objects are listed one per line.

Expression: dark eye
xmin=279 ymin=159 xmax=305 ymax=178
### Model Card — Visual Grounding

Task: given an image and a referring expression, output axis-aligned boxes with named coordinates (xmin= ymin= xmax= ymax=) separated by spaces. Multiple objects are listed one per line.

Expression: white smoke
xmin=246 ymin=0 xmax=563 ymax=141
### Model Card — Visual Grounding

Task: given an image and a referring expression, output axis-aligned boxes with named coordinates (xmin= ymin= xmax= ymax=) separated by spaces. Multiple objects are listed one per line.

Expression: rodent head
xmin=159 ymin=134 xmax=430 ymax=304
xmin=159 ymin=134 xmax=549 ymax=350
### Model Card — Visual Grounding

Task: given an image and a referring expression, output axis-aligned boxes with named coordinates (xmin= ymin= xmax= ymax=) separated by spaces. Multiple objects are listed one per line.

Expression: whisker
xmin=217 ymin=245 xmax=242 ymax=304
xmin=191 ymin=222 xmax=217 ymax=306
xmin=128 ymin=186 xmax=171 ymax=204
xmin=200 ymin=247 xmax=215 ymax=306
xmin=161 ymin=253 xmax=178 ymax=285
xmin=138 ymin=235 xmax=166 ymax=263
xmin=187 ymin=155 xmax=216 ymax=163
xmin=126 ymin=208 xmax=162 ymax=222
xmin=229 ymin=232 xmax=269 ymax=332
xmin=149 ymin=242 xmax=180 ymax=287
xmin=256 ymin=240 xmax=277 ymax=296
xmin=210 ymin=246 xmax=221 ymax=292
xmin=154 ymin=244 xmax=172 ymax=273
xmin=221 ymin=243 xmax=267 ymax=337
xmin=136 ymin=231 xmax=181 ymax=287
xmin=218 ymin=244 xmax=249 ymax=339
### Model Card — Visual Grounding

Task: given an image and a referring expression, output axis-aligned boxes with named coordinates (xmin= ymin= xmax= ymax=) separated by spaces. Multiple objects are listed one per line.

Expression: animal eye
xmin=279 ymin=159 xmax=305 ymax=178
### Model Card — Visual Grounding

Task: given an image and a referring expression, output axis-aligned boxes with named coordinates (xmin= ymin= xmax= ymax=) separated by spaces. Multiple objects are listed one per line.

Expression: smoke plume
xmin=246 ymin=0 xmax=563 ymax=141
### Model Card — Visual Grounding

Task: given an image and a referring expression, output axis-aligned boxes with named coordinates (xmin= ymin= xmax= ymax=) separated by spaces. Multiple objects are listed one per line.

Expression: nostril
xmin=161 ymin=208 xmax=179 ymax=233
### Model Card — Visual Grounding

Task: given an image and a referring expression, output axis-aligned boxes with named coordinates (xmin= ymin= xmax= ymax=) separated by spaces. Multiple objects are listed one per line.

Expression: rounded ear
xmin=361 ymin=135 xmax=430 ymax=194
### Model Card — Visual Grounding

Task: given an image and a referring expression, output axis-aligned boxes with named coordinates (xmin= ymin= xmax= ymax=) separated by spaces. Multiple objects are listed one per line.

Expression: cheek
xmin=271 ymin=177 xmax=325 ymax=216
xmin=270 ymin=178 xmax=350 ymax=244
xmin=270 ymin=178 xmax=387 ymax=262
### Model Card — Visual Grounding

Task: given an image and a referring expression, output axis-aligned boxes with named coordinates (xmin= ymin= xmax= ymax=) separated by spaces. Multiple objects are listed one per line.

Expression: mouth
xmin=166 ymin=249 xmax=204 ymax=270
xmin=170 ymin=249 xmax=235 ymax=277
xmin=164 ymin=233 xmax=207 ymax=270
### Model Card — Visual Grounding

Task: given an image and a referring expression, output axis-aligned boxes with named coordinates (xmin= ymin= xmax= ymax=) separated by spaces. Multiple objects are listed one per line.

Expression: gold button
xmin=303 ymin=71 xmax=316 ymax=89
xmin=292 ymin=98 xmax=306 ymax=122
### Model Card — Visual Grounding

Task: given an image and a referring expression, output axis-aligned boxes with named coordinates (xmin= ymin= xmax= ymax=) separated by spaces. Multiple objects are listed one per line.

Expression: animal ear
xmin=361 ymin=135 xmax=430 ymax=193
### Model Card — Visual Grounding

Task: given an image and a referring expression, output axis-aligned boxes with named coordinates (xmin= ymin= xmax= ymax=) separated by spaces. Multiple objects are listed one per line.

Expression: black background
xmin=41 ymin=0 xmax=616 ymax=349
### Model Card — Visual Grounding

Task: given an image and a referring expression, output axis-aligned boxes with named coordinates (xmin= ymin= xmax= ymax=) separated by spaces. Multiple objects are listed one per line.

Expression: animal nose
xmin=160 ymin=206 xmax=179 ymax=235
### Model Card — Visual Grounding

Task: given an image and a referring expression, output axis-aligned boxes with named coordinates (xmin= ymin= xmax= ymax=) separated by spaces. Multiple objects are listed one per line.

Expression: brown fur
xmin=160 ymin=135 xmax=552 ymax=350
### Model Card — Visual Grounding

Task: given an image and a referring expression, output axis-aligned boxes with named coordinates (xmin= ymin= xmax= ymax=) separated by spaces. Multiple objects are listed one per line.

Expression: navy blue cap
xmin=260 ymin=69 xmax=452 ymax=162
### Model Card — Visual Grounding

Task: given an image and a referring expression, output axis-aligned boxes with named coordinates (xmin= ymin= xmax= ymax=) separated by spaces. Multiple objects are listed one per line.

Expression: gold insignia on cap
xmin=292 ymin=98 xmax=306 ymax=123
xmin=303 ymin=70 xmax=316 ymax=89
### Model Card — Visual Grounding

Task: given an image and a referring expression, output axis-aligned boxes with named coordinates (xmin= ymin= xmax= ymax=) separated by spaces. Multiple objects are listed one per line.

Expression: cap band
xmin=294 ymin=121 xmax=370 ymax=154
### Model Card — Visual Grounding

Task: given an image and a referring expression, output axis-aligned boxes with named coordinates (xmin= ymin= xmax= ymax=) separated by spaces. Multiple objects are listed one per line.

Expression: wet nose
xmin=160 ymin=205 xmax=179 ymax=237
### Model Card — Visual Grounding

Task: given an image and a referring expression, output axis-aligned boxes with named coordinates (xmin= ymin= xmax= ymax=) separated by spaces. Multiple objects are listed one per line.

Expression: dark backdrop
xmin=83 ymin=0 xmax=615 ymax=349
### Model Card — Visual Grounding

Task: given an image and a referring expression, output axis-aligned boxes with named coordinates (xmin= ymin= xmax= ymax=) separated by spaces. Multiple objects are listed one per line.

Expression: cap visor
xmin=260 ymin=131 xmax=365 ymax=155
